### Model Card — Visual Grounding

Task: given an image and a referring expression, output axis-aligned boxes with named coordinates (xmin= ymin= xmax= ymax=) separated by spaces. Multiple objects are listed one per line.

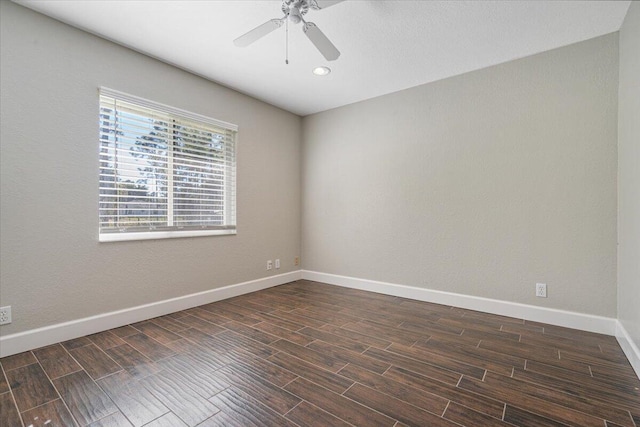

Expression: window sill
xmin=99 ymin=229 xmax=236 ymax=242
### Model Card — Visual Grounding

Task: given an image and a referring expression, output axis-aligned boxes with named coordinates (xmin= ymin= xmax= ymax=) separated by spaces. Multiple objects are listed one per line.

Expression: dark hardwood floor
xmin=1 ymin=280 xmax=639 ymax=426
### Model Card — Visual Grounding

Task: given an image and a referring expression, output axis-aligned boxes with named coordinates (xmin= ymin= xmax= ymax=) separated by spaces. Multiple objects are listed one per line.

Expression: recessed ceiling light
xmin=312 ymin=66 xmax=331 ymax=76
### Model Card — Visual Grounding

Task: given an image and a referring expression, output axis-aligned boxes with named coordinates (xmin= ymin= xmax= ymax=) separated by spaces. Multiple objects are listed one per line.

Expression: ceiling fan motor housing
xmin=283 ymin=0 xmax=310 ymax=23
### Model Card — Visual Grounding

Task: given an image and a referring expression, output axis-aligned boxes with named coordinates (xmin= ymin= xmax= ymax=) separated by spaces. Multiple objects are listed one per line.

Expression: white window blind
xmin=98 ymin=88 xmax=237 ymax=242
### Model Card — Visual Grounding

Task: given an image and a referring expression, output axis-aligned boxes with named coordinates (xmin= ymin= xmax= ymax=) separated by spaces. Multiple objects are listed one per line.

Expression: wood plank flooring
xmin=1 ymin=280 xmax=639 ymax=427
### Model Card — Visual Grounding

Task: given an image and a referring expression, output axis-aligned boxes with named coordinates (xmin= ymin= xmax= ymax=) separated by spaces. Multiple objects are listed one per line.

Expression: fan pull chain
xmin=285 ymin=17 xmax=289 ymax=65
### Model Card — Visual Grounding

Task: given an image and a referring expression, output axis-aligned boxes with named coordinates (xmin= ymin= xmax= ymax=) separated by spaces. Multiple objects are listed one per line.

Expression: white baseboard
xmin=302 ymin=270 xmax=617 ymax=336
xmin=0 ymin=270 xmax=302 ymax=358
xmin=616 ymin=321 xmax=640 ymax=379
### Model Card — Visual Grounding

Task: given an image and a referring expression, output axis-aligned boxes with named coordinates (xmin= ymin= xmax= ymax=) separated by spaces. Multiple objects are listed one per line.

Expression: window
xmin=98 ymin=88 xmax=237 ymax=242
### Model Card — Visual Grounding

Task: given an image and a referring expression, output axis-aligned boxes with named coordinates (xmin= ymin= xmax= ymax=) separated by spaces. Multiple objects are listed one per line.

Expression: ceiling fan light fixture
xmin=288 ymin=6 xmax=302 ymax=24
xmin=313 ymin=66 xmax=331 ymax=76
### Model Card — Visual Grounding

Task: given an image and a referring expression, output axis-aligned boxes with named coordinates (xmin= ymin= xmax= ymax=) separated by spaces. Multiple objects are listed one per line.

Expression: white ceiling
xmin=15 ymin=0 xmax=631 ymax=116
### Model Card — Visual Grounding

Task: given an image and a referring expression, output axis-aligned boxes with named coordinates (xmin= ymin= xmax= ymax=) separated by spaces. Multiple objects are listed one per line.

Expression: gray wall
xmin=302 ymin=34 xmax=619 ymax=317
xmin=0 ymin=1 xmax=302 ymax=335
xmin=618 ymin=2 xmax=640 ymax=349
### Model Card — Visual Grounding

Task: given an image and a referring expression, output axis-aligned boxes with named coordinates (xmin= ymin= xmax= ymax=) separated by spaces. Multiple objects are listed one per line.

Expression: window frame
xmin=98 ymin=87 xmax=238 ymax=242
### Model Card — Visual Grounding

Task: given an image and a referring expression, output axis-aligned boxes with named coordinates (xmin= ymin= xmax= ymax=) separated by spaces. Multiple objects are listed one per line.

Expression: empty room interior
xmin=0 ymin=0 xmax=639 ymax=426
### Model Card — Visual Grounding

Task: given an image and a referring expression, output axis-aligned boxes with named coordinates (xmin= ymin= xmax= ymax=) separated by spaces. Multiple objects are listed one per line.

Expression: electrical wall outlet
xmin=294 ymin=256 xmax=299 ymax=266
xmin=536 ymin=283 xmax=547 ymax=298
xmin=275 ymin=259 xmax=280 ymax=269
xmin=0 ymin=306 xmax=12 ymax=325
xmin=267 ymin=260 xmax=273 ymax=270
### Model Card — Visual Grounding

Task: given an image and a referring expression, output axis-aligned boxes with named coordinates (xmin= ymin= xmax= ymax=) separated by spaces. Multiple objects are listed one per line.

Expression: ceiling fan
xmin=233 ymin=0 xmax=345 ymax=62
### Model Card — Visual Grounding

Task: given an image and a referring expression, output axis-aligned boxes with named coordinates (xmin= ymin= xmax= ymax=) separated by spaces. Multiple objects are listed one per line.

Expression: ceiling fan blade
xmin=233 ymin=18 xmax=284 ymax=47
xmin=310 ymin=0 xmax=346 ymax=10
xmin=303 ymin=22 xmax=340 ymax=61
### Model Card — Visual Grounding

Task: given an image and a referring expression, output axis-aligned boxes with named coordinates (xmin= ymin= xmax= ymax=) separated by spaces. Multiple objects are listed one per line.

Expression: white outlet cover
xmin=536 ymin=283 xmax=547 ymax=298
xmin=0 ymin=306 xmax=12 ymax=325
